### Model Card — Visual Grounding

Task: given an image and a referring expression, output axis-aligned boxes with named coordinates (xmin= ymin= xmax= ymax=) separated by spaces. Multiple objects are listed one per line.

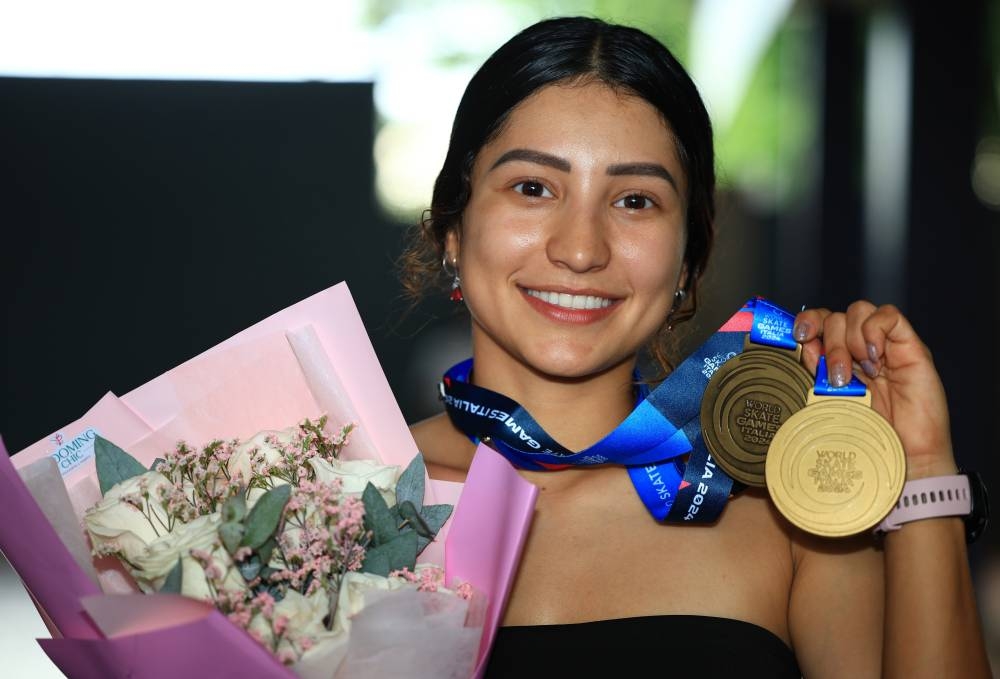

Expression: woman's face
xmin=448 ymin=81 xmax=688 ymax=380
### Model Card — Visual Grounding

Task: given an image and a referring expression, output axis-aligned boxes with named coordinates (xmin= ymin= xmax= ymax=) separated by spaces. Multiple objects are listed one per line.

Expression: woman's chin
xmin=518 ymin=347 xmax=636 ymax=382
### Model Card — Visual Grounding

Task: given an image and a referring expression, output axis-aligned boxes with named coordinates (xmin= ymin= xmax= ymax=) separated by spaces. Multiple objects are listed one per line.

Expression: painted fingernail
xmin=860 ymin=359 xmax=878 ymax=378
xmin=830 ymin=363 xmax=849 ymax=387
xmin=793 ymin=321 xmax=811 ymax=342
xmin=866 ymin=343 xmax=878 ymax=362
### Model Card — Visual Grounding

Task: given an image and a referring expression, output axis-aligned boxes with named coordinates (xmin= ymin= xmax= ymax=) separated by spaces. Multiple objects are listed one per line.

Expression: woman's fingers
xmin=845 ymin=300 xmax=879 ymax=378
xmin=819 ymin=312 xmax=853 ymax=387
xmin=795 ymin=301 xmax=903 ymax=385
xmin=858 ymin=303 xmax=928 ymax=370
xmin=792 ymin=307 xmax=829 ymax=374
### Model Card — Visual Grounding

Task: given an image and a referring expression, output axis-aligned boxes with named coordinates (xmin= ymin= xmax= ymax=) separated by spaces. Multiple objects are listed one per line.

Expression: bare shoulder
xmin=409 ymin=412 xmax=476 ymax=482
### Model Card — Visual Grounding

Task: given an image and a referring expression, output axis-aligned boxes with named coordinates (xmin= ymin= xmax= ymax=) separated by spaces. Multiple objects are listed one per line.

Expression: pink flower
xmin=456 ymin=582 xmax=474 ymax=600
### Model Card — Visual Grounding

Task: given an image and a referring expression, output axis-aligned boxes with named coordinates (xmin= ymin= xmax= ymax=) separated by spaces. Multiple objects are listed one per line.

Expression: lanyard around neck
xmin=440 ymin=298 xmax=798 ymax=522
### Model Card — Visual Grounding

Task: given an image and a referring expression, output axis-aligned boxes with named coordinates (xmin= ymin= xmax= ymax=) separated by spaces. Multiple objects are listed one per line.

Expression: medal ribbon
xmin=630 ymin=298 xmax=799 ymax=521
xmin=813 ymin=355 xmax=867 ymax=397
xmin=440 ymin=298 xmax=800 ymax=522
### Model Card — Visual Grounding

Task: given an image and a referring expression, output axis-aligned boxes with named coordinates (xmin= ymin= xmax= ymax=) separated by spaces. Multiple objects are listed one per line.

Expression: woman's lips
xmin=520 ymin=287 xmax=621 ymax=323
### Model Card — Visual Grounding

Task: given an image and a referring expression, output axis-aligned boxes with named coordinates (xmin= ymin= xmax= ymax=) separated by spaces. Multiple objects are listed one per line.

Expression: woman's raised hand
xmin=793 ymin=302 xmax=957 ymax=480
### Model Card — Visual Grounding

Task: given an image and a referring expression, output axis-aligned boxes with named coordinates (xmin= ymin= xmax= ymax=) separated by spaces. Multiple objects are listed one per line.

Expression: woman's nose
xmin=544 ymin=203 xmax=611 ymax=273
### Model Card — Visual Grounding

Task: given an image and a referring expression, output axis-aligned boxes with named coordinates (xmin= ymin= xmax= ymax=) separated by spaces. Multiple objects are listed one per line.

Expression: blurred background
xmin=1 ymin=0 xmax=997 ymax=674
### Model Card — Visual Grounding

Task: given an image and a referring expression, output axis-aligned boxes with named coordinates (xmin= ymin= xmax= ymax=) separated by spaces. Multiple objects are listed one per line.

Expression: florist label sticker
xmin=48 ymin=427 xmax=101 ymax=476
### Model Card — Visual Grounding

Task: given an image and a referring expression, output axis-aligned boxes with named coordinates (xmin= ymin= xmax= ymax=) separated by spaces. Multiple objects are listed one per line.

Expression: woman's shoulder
xmin=409 ymin=412 xmax=477 ymax=482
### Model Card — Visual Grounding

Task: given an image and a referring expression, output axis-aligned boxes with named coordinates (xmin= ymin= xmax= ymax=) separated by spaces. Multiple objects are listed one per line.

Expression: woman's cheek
xmin=470 ymin=216 xmax=543 ymax=263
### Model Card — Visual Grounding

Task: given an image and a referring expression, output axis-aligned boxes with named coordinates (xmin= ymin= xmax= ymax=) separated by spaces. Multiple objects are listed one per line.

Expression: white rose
xmin=294 ymin=632 xmax=349 ymax=679
xmin=330 ymin=565 xmax=458 ymax=635
xmin=128 ymin=513 xmax=243 ymax=598
xmin=309 ymin=458 xmax=399 ymax=506
xmin=276 ymin=588 xmax=330 ymax=637
xmin=247 ymin=588 xmax=329 ymax=650
xmin=278 ymin=592 xmax=351 ymax=679
xmin=84 ymin=471 xmax=175 ymax=563
xmin=331 ymin=571 xmax=405 ymax=634
xmin=246 ymin=478 xmax=291 ymax=511
xmin=227 ymin=429 xmax=295 ymax=482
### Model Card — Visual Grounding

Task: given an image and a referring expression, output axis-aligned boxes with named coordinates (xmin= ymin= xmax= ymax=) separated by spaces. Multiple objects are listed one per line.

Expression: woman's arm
xmin=794 ymin=302 xmax=990 ymax=677
xmin=882 ymin=513 xmax=988 ymax=677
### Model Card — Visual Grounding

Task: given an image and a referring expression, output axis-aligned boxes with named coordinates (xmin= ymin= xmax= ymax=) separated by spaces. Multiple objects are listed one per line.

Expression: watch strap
xmin=877 ymin=474 xmax=972 ymax=533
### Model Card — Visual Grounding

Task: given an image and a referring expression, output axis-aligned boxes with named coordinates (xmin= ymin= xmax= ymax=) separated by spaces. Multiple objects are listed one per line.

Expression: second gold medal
xmin=701 ymin=337 xmax=812 ymax=486
xmin=700 ymin=299 xmax=812 ymax=487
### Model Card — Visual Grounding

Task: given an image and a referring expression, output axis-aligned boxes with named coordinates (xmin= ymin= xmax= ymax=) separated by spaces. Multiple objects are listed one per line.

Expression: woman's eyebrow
xmin=489 ymin=148 xmax=571 ymax=172
xmin=607 ymin=162 xmax=678 ymax=192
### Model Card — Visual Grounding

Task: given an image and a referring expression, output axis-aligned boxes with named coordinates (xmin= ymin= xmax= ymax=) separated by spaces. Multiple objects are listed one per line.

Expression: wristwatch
xmin=875 ymin=471 xmax=989 ymax=543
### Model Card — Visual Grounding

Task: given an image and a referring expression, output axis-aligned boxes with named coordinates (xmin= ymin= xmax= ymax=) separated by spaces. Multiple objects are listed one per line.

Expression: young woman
xmin=403 ymin=17 xmax=990 ymax=677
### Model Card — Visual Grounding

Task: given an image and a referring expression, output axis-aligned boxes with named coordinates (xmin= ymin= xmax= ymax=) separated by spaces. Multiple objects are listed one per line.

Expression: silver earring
xmin=442 ymin=254 xmax=462 ymax=303
xmin=666 ymin=289 xmax=687 ymax=331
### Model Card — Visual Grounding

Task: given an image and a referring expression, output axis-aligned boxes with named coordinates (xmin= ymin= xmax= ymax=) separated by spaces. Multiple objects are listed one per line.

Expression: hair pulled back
xmin=399 ymin=16 xmax=715 ymax=372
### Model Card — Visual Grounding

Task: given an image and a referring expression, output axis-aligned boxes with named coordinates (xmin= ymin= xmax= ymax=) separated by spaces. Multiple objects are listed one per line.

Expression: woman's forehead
xmin=476 ymin=82 xmax=685 ymax=185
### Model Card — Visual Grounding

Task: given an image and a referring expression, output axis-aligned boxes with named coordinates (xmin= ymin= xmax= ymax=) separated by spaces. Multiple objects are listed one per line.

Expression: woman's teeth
xmin=525 ymin=289 xmax=613 ymax=310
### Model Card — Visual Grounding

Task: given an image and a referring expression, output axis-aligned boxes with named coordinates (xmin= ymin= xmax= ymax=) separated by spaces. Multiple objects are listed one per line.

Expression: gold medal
xmin=701 ymin=337 xmax=813 ymax=487
xmin=765 ymin=390 xmax=906 ymax=537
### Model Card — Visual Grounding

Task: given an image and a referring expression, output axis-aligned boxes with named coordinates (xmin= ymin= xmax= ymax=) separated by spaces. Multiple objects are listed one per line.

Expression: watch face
xmin=964 ymin=471 xmax=990 ymax=544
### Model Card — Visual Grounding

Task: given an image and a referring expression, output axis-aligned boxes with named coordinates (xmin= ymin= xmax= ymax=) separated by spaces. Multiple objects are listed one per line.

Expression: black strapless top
xmin=484 ymin=615 xmax=801 ymax=678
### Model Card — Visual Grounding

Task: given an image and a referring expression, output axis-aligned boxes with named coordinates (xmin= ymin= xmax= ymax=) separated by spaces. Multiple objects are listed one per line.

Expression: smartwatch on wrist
xmin=875 ymin=471 xmax=989 ymax=543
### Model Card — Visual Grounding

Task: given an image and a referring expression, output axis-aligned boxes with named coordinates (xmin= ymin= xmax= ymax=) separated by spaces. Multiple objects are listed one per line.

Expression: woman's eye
xmin=513 ymin=181 xmax=552 ymax=198
xmin=614 ymin=193 xmax=654 ymax=210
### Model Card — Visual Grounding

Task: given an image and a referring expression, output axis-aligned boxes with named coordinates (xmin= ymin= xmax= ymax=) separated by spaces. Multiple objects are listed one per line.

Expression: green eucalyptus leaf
xmin=95 ymin=436 xmax=148 ymax=496
xmin=159 ymin=558 xmax=183 ymax=594
xmin=268 ymin=583 xmax=286 ymax=602
xmin=219 ymin=521 xmax=245 ymax=555
xmin=257 ymin=536 xmax=277 ymax=565
xmin=415 ymin=504 xmax=453 ymax=554
xmin=362 ymin=482 xmax=397 ymax=545
xmin=418 ymin=504 xmax=453 ymax=533
xmin=242 ymin=484 xmax=291 ymax=549
xmin=222 ymin=494 xmax=248 ymax=524
xmin=360 ymin=531 xmax=418 ymax=576
xmin=238 ymin=554 xmax=262 ymax=582
xmin=397 ymin=500 xmax=433 ymax=538
xmin=360 ymin=549 xmax=391 ymax=577
xmin=394 ymin=455 xmax=426 ymax=512
xmin=150 ymin=457 xmax=166 ymax=472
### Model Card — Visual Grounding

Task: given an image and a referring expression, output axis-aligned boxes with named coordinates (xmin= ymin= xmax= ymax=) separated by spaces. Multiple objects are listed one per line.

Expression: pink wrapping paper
xmin=447 ymin=446 xmax=538 ymax=677
xmin=39 ymin=595 xmax=290 ymax=679
xmin=0 ymin=436 xmax=102 ymax=641
xmin=1 ymin=281 xmax=537 ymax=679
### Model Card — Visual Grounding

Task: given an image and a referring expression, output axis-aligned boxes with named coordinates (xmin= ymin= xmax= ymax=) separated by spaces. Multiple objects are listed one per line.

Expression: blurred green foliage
xmin=363 ymin=0 xmax=818 ymax=210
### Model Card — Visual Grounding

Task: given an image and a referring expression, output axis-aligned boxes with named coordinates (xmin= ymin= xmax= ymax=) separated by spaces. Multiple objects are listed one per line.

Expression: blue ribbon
xmin=749 ymin=299 xmax=798 ymax=351
xmin=440 ymin=298 xmax=802 ymax=523
xmin=628 ymin=300 xmax=795 ymax=520
xmin=813 ymin=355 xmax=867 ymax=396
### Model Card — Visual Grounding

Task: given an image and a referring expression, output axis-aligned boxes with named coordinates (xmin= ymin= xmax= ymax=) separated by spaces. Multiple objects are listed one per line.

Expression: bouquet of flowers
xmin=0 ymin=283 xmax=537 ymax=679
xmin=86 ymin=416 xmax=480 ymax=675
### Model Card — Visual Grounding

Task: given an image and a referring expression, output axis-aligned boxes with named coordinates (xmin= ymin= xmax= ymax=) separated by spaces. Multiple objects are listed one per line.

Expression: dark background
xmin=0 ymin=78 xmax=430 ymax=451
xmin=1 ymin=2 xmax=997 ymax=569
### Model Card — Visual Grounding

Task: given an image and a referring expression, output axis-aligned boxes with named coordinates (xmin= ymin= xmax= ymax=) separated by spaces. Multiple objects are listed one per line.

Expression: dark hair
xmin=399 ymin=16 xmax=715 ymax=373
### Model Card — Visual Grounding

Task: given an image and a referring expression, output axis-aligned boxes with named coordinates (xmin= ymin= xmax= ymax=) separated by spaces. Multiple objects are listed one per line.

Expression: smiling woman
xmin=452 ymin=83 xmax=687 ymax=397
xmin=401 ymin=16 xmax=990 ymax=679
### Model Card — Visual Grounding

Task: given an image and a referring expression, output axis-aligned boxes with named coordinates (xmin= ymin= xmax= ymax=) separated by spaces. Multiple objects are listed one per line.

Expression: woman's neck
xmin=468 ymin=344 xmax=637 ymax=451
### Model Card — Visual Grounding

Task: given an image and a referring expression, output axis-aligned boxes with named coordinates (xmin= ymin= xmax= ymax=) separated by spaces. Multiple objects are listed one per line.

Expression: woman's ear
xmin=444 ymin=229 xmax=461 ymax=263
xmin=677 ymin=263 xmax=690 ymax=294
